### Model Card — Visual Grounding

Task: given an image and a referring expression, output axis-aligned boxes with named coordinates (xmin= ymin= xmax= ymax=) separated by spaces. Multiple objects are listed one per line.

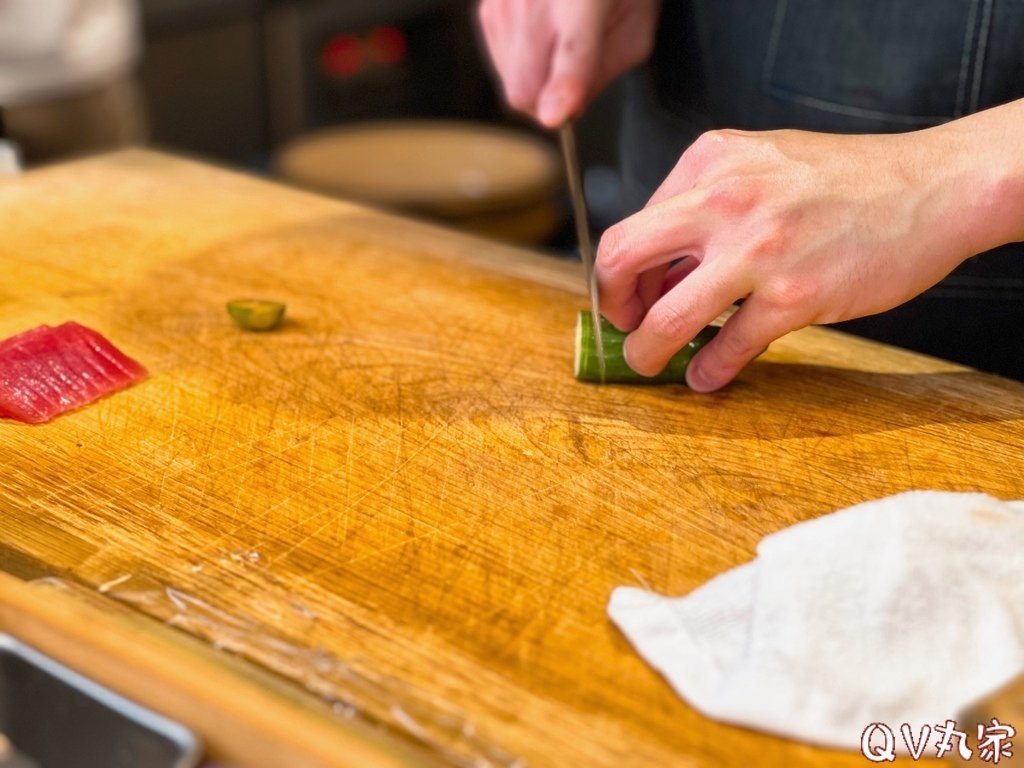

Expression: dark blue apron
xmin=620 ymin=0 xmax=1024 ymax=380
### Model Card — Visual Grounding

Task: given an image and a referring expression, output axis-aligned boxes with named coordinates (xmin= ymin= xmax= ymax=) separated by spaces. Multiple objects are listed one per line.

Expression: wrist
xmin=936 ymin=100 xmax=1024 ymax=257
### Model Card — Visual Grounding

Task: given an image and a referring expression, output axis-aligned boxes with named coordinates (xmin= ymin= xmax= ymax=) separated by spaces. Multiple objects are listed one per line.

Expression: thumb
xmin=536 ymin=11 xmax=601 ymax=127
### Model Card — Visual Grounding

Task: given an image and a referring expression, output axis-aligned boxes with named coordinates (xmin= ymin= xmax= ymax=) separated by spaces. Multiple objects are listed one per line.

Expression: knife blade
xmin=559 ymin=123 xmax=606 ymax=383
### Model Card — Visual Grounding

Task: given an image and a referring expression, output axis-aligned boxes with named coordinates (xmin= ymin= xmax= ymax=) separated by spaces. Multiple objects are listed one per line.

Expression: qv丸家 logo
xmin=861 ymin=719 xmax=1015 ymax=763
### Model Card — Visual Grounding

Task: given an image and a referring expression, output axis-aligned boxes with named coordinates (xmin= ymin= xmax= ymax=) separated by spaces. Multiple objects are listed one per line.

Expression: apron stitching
xmin=763 ymin=0 xmax=977 ymax=124
xmin=954 ymin=0 xmax=981 ymax=118
xmin=969 ymin=0 xmax=995 ymax=113
xmin=763 ymin=88 xmax=950 ymax=124
xmin=760 ymin=0 xmax=789 ymax=91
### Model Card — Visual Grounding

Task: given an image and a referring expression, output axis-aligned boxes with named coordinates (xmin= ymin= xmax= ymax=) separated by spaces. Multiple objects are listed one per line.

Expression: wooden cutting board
xmin=2 ymin=149 xmax=1023 ymax=767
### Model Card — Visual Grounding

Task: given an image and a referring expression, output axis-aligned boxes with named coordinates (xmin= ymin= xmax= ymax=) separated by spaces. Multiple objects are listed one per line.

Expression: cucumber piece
xmin=574 ymin=310 xmax=718 ymax=384
xmin=227 ymin=299 xmax=286 ymax=332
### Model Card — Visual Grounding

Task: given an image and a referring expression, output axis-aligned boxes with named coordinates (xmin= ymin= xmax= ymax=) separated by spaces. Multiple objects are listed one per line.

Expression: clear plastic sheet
xmin=40 ymin=574 xmax=524 ymax=768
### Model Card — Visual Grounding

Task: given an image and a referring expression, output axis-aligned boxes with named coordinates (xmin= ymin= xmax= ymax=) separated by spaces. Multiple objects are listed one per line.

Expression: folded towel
xmin=608 ymin=491 xmax=1024 ymax=753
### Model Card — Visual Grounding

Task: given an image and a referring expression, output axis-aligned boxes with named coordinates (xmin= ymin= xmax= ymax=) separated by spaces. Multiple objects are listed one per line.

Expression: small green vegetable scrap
xmin=227 ymin=299 xmax=286 ymax=332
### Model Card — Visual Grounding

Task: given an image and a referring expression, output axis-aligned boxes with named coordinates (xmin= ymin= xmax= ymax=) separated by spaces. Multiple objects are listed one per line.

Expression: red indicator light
xmin=367 ymin=25 xmax=407 ymax=66
xmin=322 ymin=35 xmax=364 ymax=77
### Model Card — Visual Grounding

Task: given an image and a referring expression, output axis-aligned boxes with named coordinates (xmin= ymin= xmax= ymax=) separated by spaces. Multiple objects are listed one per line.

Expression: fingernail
xmin=686 ymin=363 xmax=715 ymax=392
xmin=622 ymin=335 xmax=640 ymax=374
xmin=622 ymin=335 xmax=653 ymax=377
xmin=611 ymin=296 xmax=644 ymax=333
xmin=538 ymin=89 xmax=565 ymax=126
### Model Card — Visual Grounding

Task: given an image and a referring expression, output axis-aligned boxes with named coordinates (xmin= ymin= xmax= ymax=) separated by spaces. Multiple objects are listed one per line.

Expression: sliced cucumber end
xmin=227 ymin=299 xmax=287 ymax=332
xmin=574 ymin=311 xmax=585 ymax=379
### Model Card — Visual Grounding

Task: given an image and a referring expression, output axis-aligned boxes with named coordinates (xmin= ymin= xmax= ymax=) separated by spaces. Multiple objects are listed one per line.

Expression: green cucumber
xmin=227 ymin=299 xmax=286 ymax=332
xmin=574 ymin=310 xmax=718 ymax=384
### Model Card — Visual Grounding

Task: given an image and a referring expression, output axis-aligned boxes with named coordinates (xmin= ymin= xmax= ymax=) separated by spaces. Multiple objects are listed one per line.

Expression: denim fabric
xmin=620 ymin=0 xmax=1024 ymax=380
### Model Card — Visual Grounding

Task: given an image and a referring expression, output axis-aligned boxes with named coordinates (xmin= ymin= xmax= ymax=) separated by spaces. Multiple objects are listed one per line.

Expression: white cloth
xmin=0 ymin=0 xmax=140 ymax=106
xmin=608 ymin=491 xmax=1024 ymax=751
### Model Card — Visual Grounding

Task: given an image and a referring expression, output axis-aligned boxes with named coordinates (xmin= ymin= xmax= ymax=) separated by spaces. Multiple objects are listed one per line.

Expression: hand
xmin=597 ymin=113 xmax=1024 ymax=392
xmin=477 ymin=0 xmax=660 ymax=127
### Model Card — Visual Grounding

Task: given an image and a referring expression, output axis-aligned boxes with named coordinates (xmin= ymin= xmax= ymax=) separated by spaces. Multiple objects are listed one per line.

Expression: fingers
xmin=622 ymin=262 xmax=749 ymax=377
xmin=661 ymin=256 xmax=701 ymax=294
xmin=536 ymin=8 xmax=602 ymax=126
xmin=597 ymin=188 xmax=712 ymax=330
xmin=636 ymin=267 xmax=668 ymax=315
xmin=477 ymin=1 xmax=553 ymax=116
xmin=593 ymin=1 xmax=658 ymax=95
xmin=504 ymin=27 xmax=554 ymax=114
xmin=633 ymin=256 xmax=699 ymax=319
xmin=478 ymin=0 xmax=607 ymax=125
xmin=597 ymin=132 xmax=744 ymax=330
xmin=477 ymin=1 xmax=507 ymax=75
xmin=684 ymin=295 xmax=795 ymax=391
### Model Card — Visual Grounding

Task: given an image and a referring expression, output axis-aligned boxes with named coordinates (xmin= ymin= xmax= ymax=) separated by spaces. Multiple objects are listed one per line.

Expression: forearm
xmin=930 ymin=98 xmax=1024 ymax=256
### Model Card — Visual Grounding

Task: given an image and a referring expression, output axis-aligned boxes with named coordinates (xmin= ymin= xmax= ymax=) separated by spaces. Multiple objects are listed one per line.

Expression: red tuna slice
xmin=0 ymin=324 xmax=53 ymax=356
xmin=0 ymin=322 xmax=148 ymax=424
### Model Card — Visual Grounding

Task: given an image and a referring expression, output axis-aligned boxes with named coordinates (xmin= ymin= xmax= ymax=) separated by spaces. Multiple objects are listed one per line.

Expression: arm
xmin=596 ymin=98 xmax=1024 ymax=391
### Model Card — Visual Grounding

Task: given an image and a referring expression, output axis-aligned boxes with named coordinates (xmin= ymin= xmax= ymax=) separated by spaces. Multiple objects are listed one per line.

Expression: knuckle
xmin=597 ymin=225 xmax=632 ymax=276
xmin=705 ymin=177 xmax=760 ymax=215
xmin=686 ymin=129 xmax=761 ymax=169
xmin=717 ymin=327 xmax=759 ymax=361
xmin=745 ymin=220 xmax=788 ymax=263
xmin=557 ymin=33 xmax=580 ymax=56
xmin=692 ymin=128 xmax=733 ymax=155
xmin=646 ymin=301 xmax=693 ymax=341
xmin=761 ymin=275 xmax=818 ymax=314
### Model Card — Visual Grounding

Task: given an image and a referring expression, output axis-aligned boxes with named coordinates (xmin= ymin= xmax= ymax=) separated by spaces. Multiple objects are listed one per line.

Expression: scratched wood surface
xmin=2 ymin=150 xmax=1023 ymax=767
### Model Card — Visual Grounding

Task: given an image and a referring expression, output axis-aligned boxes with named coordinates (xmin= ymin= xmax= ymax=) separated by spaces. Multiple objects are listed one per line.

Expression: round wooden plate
xmin=274 ymin=120 xmax=562 ymax=219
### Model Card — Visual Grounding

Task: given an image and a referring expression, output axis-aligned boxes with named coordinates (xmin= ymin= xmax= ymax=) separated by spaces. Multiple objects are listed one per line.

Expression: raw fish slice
xmin=0 ymin=347 xmax=85 ymax=421
xmin=0 ymin=330 xmax=141 ymax=422
xmin=56 ymin=342 xmax=121 ymax=401
xmin=11 ymin=339 xmax=93 ymax=407
xmin=1 ymin=326 xmax=109 ymax=407
xmin=43 ymin=326 xmax=133 ymax=393
xmin=0 ymin=323 xmax=148 ymax=424
xmin=60 ymin=322 xmax=146 ymax=381
xmin=0 ymin=325 xmax=52 ymax=356
xmin=0 ymin=353 xmax=63 ymax=423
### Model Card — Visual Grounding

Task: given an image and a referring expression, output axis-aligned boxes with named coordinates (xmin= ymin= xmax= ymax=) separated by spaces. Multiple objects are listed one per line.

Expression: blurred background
xmin=0 ymin=0 xmax=631 ymax=253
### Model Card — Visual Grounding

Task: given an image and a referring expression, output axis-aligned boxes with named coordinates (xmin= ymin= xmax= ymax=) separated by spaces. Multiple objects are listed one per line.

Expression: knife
xmin=559 ymin=123 xmax=606 ymax=383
